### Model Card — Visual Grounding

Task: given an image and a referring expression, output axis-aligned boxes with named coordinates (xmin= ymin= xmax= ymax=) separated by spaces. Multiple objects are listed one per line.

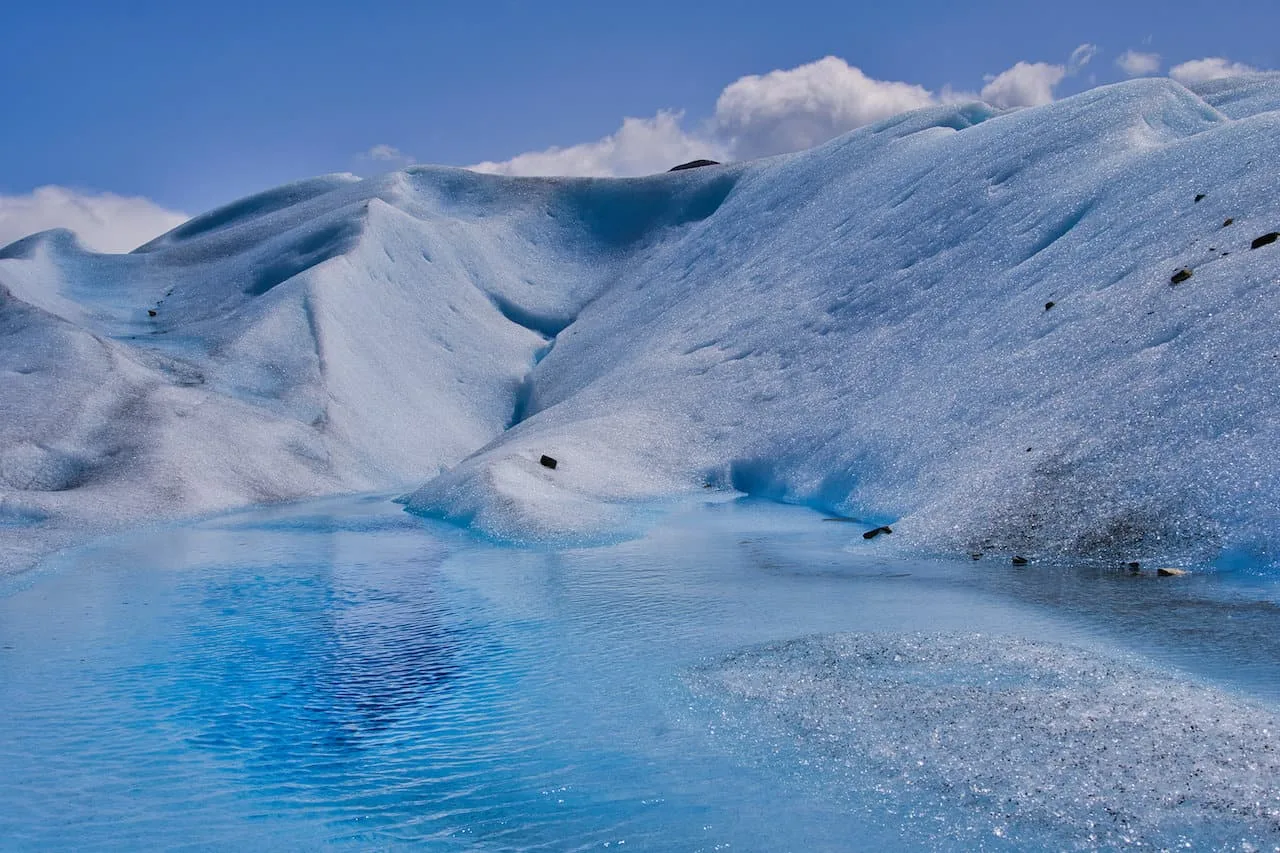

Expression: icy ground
xmin=694 ymin=633 xmax=1280 ymax=848
xmin=2 ymin=74 xmax=1280 ymax=573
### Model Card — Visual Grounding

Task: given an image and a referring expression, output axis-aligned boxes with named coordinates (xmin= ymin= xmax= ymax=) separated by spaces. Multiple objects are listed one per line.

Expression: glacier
xmin=2 ymin=75 xmax=1280 ymax=574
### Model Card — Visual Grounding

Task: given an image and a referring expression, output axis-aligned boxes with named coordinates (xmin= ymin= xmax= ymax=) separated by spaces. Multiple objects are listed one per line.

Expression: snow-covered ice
xmin=692 ymin=632 xmax=1280 ymax=849
xmin=3 ymin=75 xmax=1280 ymax=572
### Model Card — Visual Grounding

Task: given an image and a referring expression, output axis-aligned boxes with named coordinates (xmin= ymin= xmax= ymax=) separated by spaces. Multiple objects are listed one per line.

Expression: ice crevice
xmin=500 ymin=302 xmax=573 ymax=432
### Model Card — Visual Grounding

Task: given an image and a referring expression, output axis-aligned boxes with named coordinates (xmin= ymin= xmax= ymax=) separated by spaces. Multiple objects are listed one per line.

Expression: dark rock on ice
xmin=668 ymin=159 xmax=721 ymax=172
xmin=1251 ymin=232 xmax=1278 ymax=249
xmin=539 ymin=454 xmax=558 ymax=470
xmin=862 ymin=525 xmax=893 ymax=540
xmin=1170 ymin=268 xmax=1193 ymax=284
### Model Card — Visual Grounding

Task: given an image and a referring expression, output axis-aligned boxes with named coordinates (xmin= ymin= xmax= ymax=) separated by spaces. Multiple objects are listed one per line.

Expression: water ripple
xmin=3 ymin=497 xmax=1280 ymax=850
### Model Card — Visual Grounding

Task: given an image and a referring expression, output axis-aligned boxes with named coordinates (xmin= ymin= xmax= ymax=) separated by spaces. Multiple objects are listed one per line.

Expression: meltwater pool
xmin=2 ymin=495 xmax=1278 ymax=851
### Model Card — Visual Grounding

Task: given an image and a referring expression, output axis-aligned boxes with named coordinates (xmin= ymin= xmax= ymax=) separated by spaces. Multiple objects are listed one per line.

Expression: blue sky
xmin=1 ymin=0 xmax=1275 ymax=249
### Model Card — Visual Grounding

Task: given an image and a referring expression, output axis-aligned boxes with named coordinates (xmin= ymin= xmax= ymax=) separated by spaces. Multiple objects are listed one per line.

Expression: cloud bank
xmin=360 ymin=144 xmax=417 ymax=171
xmin=470 ymin=57 xmax=936 ymax=176
xmin=470 ymin=47 xmax=1095 ymax=177
xmin=1117 ymin=50 xmax=1161 ymax=77
xmin=0 ymin=186 xmax=187 ymax=254
xmin=710 ymin=57 xmax=935 ymax=160
xmin=470 ymin=111 xmax=726 ymax=178
xmin=1169 ymin=57 xmax=1258 ymax=85
xmin=979 ymin=61 xmax=1067 ymax=108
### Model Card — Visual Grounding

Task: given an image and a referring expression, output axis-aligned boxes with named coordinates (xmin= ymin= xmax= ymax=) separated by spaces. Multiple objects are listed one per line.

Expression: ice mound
xmin=1187 ymin=72 xmax=1280 ymax=120
xmin=3 ymin=76 xmax=1280 ymax=572
xmin=691 ymin=632 xmax=1280 ymax=848
xmin=0 ymin=162 xmax=740 ymax=571
xmin=408 ymin=78 xmax=1280 ymax=568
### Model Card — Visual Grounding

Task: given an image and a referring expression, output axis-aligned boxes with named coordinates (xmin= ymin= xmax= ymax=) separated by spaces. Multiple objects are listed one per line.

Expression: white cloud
xmin=938 ymin=84 xmax=981 ymax=104
xmin=980 ymin=61 xmax=1066 ymax=108
xmin=470 ymin=110 xmax=725 ymax=178
xmin=354 ymin=144 xmax=416 ymax=174
xmin=472 ymin=57 xmax=937 ymax=175
xmin=1068 ymin=43 xmax=1098 ymax=73
xmin=0 ymin=186 xmax=187 ymax=254
xmin=366 ymin=144 xmax=412 ymax=162
xmin=470 ymin=53 xmax=1090 ymax=177
xmin=1169 ymin=57 xmax=1258 ymax=85
xmin=710 ymin=56 xmax=936 ymax=160
xmin=1117 ymin=50 xmax=1161 ymax=77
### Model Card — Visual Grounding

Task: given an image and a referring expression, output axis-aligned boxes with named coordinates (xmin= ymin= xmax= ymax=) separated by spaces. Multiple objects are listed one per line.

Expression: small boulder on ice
xmin=668 ymin=159 xmax=721 ymax=172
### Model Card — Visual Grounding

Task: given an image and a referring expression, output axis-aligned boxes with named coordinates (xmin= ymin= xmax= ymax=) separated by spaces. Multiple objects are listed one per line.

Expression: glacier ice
xmin=2 ymin=77 xmax=1279 ymax=572
xmin=691 ymin=632 xmax=1280 ymax=849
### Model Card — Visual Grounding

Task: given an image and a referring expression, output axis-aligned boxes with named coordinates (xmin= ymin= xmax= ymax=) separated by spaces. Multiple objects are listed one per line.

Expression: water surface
xmin=2 ymin=496 xmax=1278 ymax=850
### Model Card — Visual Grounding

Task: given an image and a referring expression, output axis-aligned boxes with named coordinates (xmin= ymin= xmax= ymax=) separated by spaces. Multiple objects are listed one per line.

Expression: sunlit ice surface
xmin=2 ymin=495 xmax=1278 ymax=850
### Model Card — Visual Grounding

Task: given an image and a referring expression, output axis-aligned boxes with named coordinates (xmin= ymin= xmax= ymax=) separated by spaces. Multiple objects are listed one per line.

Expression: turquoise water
xmin=2 ymin=496 xmax=1278 ymax=851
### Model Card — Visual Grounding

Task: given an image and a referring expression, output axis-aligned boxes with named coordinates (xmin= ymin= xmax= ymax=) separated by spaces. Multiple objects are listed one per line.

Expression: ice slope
xmin=0 ymin=165 xmax=738 ymax=571
xmin=2 ymin=76 xmax=1278 ymax=573
xmin=1187 ymin=71 xmax=1280 ymax=120
xmin=405 ymin=78 xmax=1280 ymax=567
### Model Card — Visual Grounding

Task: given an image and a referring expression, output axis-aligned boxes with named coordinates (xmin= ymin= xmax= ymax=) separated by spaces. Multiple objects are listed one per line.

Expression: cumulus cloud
xmin=472 ymin=57 xmax=936 ymax=175
xmin=366 ymin=144 xmax=412 ymax=163
xmin=470 ymin=110 xmax=725 ymax=178
xmin=1117 ymin=50 xmax=1161 ymax=77
xmin=471 ymin=52 xmax=1088 ymax=177
xmin=710 ymin=56 xmax=935 ymax=160
xmin=980 ymin=61 xmax=1066 ymax=108
xmin=1169 ymin=57 xmax=1258 ymax=84
xmin=1068 ymin=43 xmax=1099 ymax=73
xmin=355 ymin=144 xmax=416 ymax=174
xmin=0 ymin=186 xmax=187 ymax=253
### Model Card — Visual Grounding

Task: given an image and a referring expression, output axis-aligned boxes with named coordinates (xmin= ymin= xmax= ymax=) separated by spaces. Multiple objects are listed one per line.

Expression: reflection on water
xmin=0 ymin=495 xmax=1278 ymax=851
xmin=171 ymin=562 xmax=467 ymax=758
